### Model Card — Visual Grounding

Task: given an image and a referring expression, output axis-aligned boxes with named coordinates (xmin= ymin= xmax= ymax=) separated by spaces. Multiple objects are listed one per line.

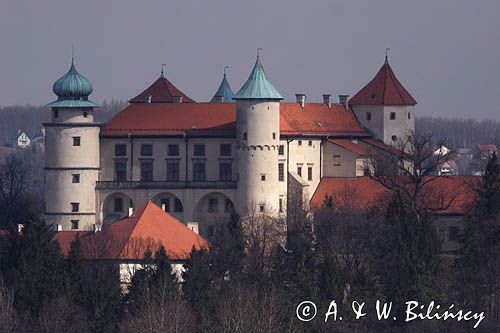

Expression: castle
xmin=44 ymin=54 xmax=417 ymax=236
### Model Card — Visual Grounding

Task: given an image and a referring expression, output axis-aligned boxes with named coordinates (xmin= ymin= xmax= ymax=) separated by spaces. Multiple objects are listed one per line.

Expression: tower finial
xmin=385 ymin=48 xmax=390 ymax=64
xmin=161 ymin=64 xmax=166 ymax=78
xmin=257 ymin=48 xmax=262 ymax=60
xmin=224 ymin=66 xmax=229 ymax=77
xmin=71 ymin=44 xmax=75 ymax=65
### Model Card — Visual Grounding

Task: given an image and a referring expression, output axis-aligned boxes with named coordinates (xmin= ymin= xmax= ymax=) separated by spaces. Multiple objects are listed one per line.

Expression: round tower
xmin=234 ymin=54 xmax=283 ymax=215
xmin=44 ymin=59 xmax=100 ymax=230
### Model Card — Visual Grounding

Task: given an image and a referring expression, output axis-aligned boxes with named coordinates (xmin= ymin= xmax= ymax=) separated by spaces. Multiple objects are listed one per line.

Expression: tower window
xmin=141 ymin=144 xmax=153 ymax=156
xmin=261 ymin=174 xmax=266 ymax=181
xmin=71 ymin=202 xmax=79 ymax=212
xmin=71 ymin=220 xmax=79 ymax=230
xmin=278 ymin=163 xmax=284 ymax=182
xmin=220 ymin=144 xmax=231 ymax=156
xmin=83 ymin=111 xmax=88 ymax=118
xmin=259 ymin=204 xmax=265 ymax=213
xmin=298 ymin=140 xmax=302 ymax=146
xmin=391 ymin=135 xmax=398 ymax=142
xmin=168 ymin=144 xmax=180 ymax=156
xmin=333 ymin=155 xmax=341 ymax=166
xmin=53 ymin=110 xmax=59 ymax=118
xmin=114 ymin=198 xmax=123 ymax=212
xmin=208 ymin=198 xmax=218 ymax=213
xmin=72 ymin=137 xmax=80 ymax=146
xmin=390 ymin=112 xmax=396 ymax=120
xmin=194 ymin=144 xmax=205 ymax=156
xmin=279 ymin=198 xmax=283 ymax=213
xmin=308 ymin=140 xmax=313 ymax=147
xmin=308 ymin=166 xmax=313 ymax=181
xmin=243 ymin=132 xmax=248 ymax=140
xmin=366 ymin=112 xmax=371 ymax=121
xmin=272 ymin=132 xmax=276 ymax=140
xmin=297 ymin=166 xmax=302 ymax=177
xmin=408 ymin=112 xmax=411 ymax=120
xmin=278 ymin=145 xmax=284 ymax=155
xmin=115 ymin=144 xmax=127 ymax=156
xmin=72 ymin=174 xmax=80 ymax=183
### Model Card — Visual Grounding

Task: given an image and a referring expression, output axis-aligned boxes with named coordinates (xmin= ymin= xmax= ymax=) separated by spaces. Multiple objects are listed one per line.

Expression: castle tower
xmin=210 ymin=67 xmax=235 ymax=102
xmin=44 ymin=59 xmax=100 ymax=230
xmin=350 ymin=56 xmax=417 ymax=145
xmin=234 ymin=54 xmax=283 ymax=215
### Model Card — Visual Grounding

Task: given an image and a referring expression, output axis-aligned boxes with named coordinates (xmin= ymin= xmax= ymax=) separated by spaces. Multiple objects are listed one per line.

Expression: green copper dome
xmin=234 ymin=55 xmax=283 ymax=100
xmin=47 ymin=60 xmax=98 ymax=108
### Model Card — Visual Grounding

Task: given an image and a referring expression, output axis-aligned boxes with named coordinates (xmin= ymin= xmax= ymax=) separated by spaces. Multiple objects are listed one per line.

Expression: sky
xmin=0 ymin=0 xmax=499 ymax=119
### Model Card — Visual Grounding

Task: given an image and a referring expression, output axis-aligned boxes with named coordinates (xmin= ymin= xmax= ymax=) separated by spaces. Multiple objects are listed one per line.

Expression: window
xmin=174 ymin=199 xmax=183 ymax=212
xmin=308 ymin=166 xmax=313 ymax=181
xmin=193 ymin=162 xmax=206 ymax=181
xmin=449 ymin=226 xmax=460 ymax=241
xmin=278 ymin=163 xmax=284 ymax=181
xmin=53 ymin=110 xmax=59 ymax=118
xmin=272 ymin=132 xmax=276 ymax=140
xmin=71 ymin=174 xmax=80 ymax=183
xmin=298 ymin=140 xmax=302 ymax=146
xmin=194 ymin=144 xmax=205 ymax=156
xmin=208 ymin=198 xmax=218 ymax=213
xmin=408 ymin=112 xmax=411 ymax=120
xmin=279 ymin=198 xmax=283 ymax=213
xmin=141 ymin=144 xmax=153 ymax=156
xmin=168 ymin=144 xmax=179 ymax=156
xmin=72 ymin=136 xmax=80 ymax=146
xmin=278 ymin=145 xmax=284 ymax=155
xmin=167 ymin=161 xmax=180 ymax=181
xmin=140 ymin=161 xmax=153 ymax=181
xmin=308 ymin=140 xmax=313 ymax=147
xmin=333 ymin=155 xmax=341 ymax=166
xmin=225 ymin=199 xmax=234 ymax=213
xmin=83 ymin=111 xmax=88 ymax=118
xmin=219 ymin=162 xmax=232 ymax=181
xmin=71 ymin=220 xmax=79 ymax=230
xmin=261 ymin=174 xmax=266 ymax=181
xmin=243 ymin=132 xmax=248 ymax=140
xmin=115 ymin=161 xmax=127 ymax=181
xmin=220 ymin=144 xmax=231 ymax=156
xmin=114 ymin=198 xmax=123 ymax=212
xmin=366 ymin=112 xmax=371 ymax=121
xmin=115 ymin=144 xmax=126 ymax=156
xmin=259 ymin=204 xmax=265 ymax=213
xmin=297 ymin=166 xmax=302 ymax=177
xmin=391 ymin=135 xmax=398 ymax=142
xmin=161 ymin=198 xmax=170 ymax=212
xmin=390 ymin=112 xmax=396 ymax=120
xmin=71 ymin=202 xmax=79 ymax=212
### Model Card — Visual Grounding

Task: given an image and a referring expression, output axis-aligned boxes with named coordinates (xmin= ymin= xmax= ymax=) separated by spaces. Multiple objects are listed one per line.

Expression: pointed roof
xmin=211 ymin=68 xmax=235 ymax=102
xmin=129 ymin=71 xmax=195 ymax=104
xmin=349 ymin=59 xmax=416 ymax=106
xmin=234 ymin=55 xmax=283 ymax=100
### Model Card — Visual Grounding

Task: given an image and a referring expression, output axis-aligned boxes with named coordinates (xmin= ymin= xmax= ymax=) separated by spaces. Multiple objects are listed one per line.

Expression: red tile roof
xmin=102 ymin=102 xmax=369 ymax=137
xmin=329 ymin=139 xmax=374 ymax=156
xmin=54 ymin=231 xmax=93 ymax=256
xmin=361 ymin=139 xmax=404 ymax=156
xmin=349 ymin=62 xmax=416 ymax=106
xmin=477 ymin=144 xmax=497 ymax=153
xmin=129 ymin=76 xmax=195 ymax=104
xmin=311 ymin=176 xmax=479 ymax=215
xmin=55 ymin=202 xmax=209 ymax=260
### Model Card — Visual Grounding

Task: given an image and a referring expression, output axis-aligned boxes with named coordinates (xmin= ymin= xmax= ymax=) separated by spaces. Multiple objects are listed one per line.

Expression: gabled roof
xmin=328 ymin=139 xmax=375 ymax=156
xmin=54 ymin=202 xmax=209 ymax=260
xmin=101 ymin=102 xmax=369 ymax=137
xmin=349 ymin=60 xmax=416 ymax=106
xmin=311 ymin=176 xmax=479 ymax=215
xmin=211 ymin=71 xmax=235 ymax=102
xmin=360 ymin=139 xmax=403 ymax=156
xmin=234 ymin=56 xmax=283 ymax=100
xmin=129 ymin=74 xmax=195 ymax=104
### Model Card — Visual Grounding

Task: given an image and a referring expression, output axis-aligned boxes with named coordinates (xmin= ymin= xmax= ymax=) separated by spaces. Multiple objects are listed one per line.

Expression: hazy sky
xmin=1 ymin=0 xmax=499 ymax=119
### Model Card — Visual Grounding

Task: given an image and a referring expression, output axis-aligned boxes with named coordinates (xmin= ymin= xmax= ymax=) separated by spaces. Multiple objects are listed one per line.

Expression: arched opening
xmin=152 ymin=192 xmax=184 ymax=221
xmin=102 ymin=192 xmax=133 ymax=225
xmin=195 ymin=192 xmax=235 ymax=238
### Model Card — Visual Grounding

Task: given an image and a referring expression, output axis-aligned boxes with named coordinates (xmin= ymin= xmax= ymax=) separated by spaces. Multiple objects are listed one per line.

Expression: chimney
xmin=338 ymin=95 xmax=349 ymax=109
xmin=295 ymin=94 xmax=306 ymax=108
xmin=17 ymin=224 xmax=24 ymax=234
xmin=57 ymin=224 xmax=62 ymax=231
xmin=161 ymin=203 xmax=166 ymax=211
xmin=187 ymin=222 xmax=199 ymax=234
xmin=147 ymin=95 xmax=152 ymax=103
xmin=173 ymin=96 xmax=183 ymax=103
xmin=213 ymin=96 xmax=224 ymax=103
xmin=128 ymin=207 xmax=134 ymax=217
xmin=323 ymin=94 xmax=331 ymax=107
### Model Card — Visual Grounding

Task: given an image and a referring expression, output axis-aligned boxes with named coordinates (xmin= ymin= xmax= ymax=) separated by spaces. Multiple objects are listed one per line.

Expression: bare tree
xmin=0 ymin=279 xmax=18 ymax=332
xmin=38 ymin=297 xmax=88 ymax=333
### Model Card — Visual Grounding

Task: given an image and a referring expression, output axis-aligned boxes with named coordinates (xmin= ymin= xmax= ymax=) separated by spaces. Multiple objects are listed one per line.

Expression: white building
xmin=44 ymin=54 xmax=418 ymax=236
